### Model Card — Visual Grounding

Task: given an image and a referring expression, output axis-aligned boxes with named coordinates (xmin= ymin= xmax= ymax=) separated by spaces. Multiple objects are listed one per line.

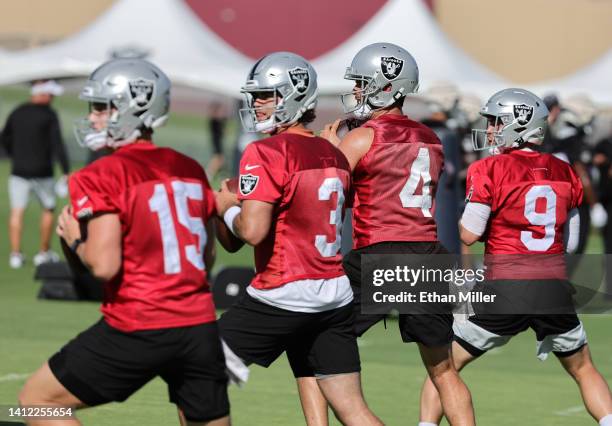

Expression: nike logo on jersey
xmin=77 ymin=196 xmax=89 ymax=207
xmin=244 ymin=164 xmax=261 ymax=171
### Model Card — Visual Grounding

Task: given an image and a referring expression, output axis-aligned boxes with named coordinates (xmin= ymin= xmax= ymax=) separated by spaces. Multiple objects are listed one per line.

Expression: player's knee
xmin=560 ymin=347 xmax=594 ymax=379
xmin=9 ymin=210 xmax=24 ymax=225
xmin=18 ymin=380 xmax=40 ymax=406
xmin=426 ymin=357 xmax=456 ymax=381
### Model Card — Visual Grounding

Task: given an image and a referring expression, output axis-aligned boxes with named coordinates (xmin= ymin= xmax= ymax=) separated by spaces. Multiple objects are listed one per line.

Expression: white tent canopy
xmin=0 ymin=0 xmax=253 ymax=97
xmin=312 ymin=0 xmax=508 ymax=99
xmin=527 ymin=49 xmax=612 ymax=104
xmin=0 ymin=0 xmax=509 ymax=100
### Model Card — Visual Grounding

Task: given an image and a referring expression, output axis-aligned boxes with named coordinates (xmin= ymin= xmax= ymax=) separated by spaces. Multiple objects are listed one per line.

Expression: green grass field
xmin=0 ymin=158 xmax=610 ymax=425
xmin=0 ymin=88 xmax=610 ymax=424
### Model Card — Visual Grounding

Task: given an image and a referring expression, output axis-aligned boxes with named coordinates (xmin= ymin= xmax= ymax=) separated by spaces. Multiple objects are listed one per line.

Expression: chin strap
xmin=83 ymin=131 xmax=111 ymax=151
xmin=107 ymin=129 xmax=142 ymax=148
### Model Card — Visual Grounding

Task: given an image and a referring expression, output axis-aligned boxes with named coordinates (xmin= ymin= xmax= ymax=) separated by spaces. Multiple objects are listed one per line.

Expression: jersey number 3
xmin=149 ymin=181 xmax=207 ymax=274
xmin=315 ymin=177 xmax=345 ymax=258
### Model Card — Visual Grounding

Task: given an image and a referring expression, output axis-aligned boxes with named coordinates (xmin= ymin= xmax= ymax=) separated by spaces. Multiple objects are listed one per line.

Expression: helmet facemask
xmin=472 ymin=113 xmax=545 ymax=154
xmin=240 ymin=79 xmax=315 ymax=134
xmin=74 ymin=101 xmax=115 ymax=151
xmin=239 ymin=88 xmax=284 ymax=134
xmin=471 ymin=114 xmax=512 ymax=153
xmin=340 ymin=73 xmax=380 ymax=120
xmin=73 ymin=59 xmax=171 ymax=151
xmin=471 ymin=88 xmax=549 ymax=155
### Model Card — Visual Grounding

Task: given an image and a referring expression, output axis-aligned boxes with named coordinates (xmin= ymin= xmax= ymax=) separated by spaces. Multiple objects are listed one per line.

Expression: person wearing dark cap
xmin=1 ymin=80 xmax=69 ymax=269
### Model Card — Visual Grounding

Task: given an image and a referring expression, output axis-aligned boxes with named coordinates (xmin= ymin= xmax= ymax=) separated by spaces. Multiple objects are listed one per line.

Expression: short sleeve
xmin=69 ymin=170 xmax=120 ymax=220
xmin=465 ymin=160 xmax=494 ymax=205
xmin=569 ymin=165 xmax=584 ymax=209
xmin=237 ymin=143 xmax=285 ymax=203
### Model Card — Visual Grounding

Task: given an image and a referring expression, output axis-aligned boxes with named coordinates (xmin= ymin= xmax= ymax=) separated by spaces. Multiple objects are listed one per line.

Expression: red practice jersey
xmin=466 ymin=149 xmax=583 ymax=279
xmin=237 ymin=133 xmax=350 ymax=290
xmin=69 ymin=141 xmax=217 ymax=332
xmin=352 ymin=114 xmax=444 ymax=249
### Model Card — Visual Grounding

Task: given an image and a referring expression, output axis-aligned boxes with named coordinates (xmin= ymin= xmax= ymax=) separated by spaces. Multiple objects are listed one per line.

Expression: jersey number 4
xmin=149 ymin=181 xmax=207 ymax=274
xmin=521 ymin=185 xmax=557 ymax=251
xmin=399 ymin=147 xmax=433 ymax=217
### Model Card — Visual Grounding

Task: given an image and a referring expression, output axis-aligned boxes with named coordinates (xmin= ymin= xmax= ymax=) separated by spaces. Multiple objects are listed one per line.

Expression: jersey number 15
xmin=149 ymin=181 xmax=207 ymax=274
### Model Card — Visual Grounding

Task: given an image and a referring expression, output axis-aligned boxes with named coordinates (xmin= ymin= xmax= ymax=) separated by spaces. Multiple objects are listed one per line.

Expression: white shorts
xmin=8 ymin=175 xmax=56 ymax=210
xmin=453 ymin=315 xmax=587 ymax=361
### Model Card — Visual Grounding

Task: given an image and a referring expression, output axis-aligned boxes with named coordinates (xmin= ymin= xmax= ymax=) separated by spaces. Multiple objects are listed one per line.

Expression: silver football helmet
xmin=341 ymin=42 xmax=419 ymax=120
xmin=239 ymin=52 xmax=317 ymax=133
xmin=74 ymin=58 xmax=170 ymax=150
xmin=472 ymin=88 xmax=548 ymax=152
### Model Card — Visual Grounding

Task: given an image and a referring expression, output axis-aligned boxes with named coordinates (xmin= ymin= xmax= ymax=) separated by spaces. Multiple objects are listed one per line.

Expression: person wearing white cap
xmin=1 ymin=79 xmax=69 ymax=268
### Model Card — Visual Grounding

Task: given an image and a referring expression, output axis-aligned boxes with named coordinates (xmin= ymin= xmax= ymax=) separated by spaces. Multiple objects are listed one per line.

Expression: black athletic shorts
xmin=48 ymin=319 xmax=229 ymax=422
xmin=454 ymin=280 xmax=586 ymax=358
xmin=343 ymin=241 xmax=454 ymax=347
xmin=218 ymin=294 xmax=360 ymax=378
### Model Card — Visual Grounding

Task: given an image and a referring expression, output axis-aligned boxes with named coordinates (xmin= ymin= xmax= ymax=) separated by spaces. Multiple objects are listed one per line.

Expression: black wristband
xmin=70 ymin=238 xmax=83 ymax=252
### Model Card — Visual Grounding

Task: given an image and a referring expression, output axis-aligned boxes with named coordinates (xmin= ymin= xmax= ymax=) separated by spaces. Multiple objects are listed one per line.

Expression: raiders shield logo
xmin=129 ymin=78 xmax=155 ymax=109
xmin=381 ymin=56 xmax=404 ymax=80
xmin=513 ymin=104 xmax=534 ymax=126
xmin=239 ymin=174 xmax=259 ymax=196
xmin=287 ymin=67 xmax=310 ymax=94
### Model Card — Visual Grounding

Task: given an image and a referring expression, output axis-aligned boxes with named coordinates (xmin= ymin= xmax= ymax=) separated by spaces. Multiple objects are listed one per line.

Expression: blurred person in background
xmin=455 ymin=93 xmax=484 ymax=271
xmin=422 ymin=82 xmax=463 ymax=254
xmin=593 ymin=134 xmax=612 ymax=297
xmin=539 ymin=94 xmax=607 ymax=257
xmin=206 ymin=102 xmax=228 ymax=178
xmin=1 ymin=79 xmax=69 ymax=269
xmin=232 ymin=99 xmax=259 ymax=176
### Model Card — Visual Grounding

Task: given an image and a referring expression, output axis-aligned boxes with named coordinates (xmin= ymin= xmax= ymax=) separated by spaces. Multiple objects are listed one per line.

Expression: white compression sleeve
xmin=566 ymin=208 xmax=580 ymax=254
xmin=460 ymin=202 xmax=491 ymax=237
xmin=223 ymin=206 xmax=242 ymax=236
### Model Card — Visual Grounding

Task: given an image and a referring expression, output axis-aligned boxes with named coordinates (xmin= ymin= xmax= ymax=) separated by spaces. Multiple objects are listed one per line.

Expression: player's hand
xmin=56 ymin=205 xmax=81 ymax=246
xmin=215 ymin=179 xmax=240 ymax=217
xmin=54 ymin=175 xmax=69 ymax=198
xmin=320 ymin=119 xmax=342 ymax=146
xmin=590 ymin=202 xmax=608 ymax=228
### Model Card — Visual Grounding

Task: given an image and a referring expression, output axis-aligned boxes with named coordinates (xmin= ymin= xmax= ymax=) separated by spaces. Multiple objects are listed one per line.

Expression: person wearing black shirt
xmin=593 ymin=138 xmax=612 ymax=297
xmin=1 ymin=80 xmax=69 ymax=269
xmin=206 ymin=102 xmax=227 ymax=178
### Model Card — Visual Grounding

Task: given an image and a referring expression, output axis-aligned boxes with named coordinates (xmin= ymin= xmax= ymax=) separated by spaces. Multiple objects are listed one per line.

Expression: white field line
xmin=554 ymin=405 xmax=585 ymax=416
xmin=0 ymin=373 xmax=29 ymax=383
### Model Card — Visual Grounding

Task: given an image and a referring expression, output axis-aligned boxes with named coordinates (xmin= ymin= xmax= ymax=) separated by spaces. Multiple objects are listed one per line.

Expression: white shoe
xmin=33 ymin=250 xmax=60 ymax=266
xmin=9 ymin=252 xmax=25 ymax=269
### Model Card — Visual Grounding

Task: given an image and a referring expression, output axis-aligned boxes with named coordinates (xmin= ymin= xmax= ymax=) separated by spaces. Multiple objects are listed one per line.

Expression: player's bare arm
xmin=459 ymin=225 xmax=480 ymax=246
xmin=336 ymin=127 xmax=375 ymax=171
xmin=320 ymin=123 xmax=374 ymax=171
xmin=232 ymin=200 xmax=274 ymax=246
xmin=57 ymin=205 xmax=121 ymax=281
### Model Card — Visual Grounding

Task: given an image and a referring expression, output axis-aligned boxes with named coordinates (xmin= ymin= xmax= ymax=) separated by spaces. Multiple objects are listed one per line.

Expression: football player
xmin=19 ymin=59 xmax=230 ymax=426
xmin=419 ymin=88 xmax=612 ymax=426
xmin=215 ymin=52 xmax=382 ymax=426
xmin=317 ymin=42 xmax=475 ymax=426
